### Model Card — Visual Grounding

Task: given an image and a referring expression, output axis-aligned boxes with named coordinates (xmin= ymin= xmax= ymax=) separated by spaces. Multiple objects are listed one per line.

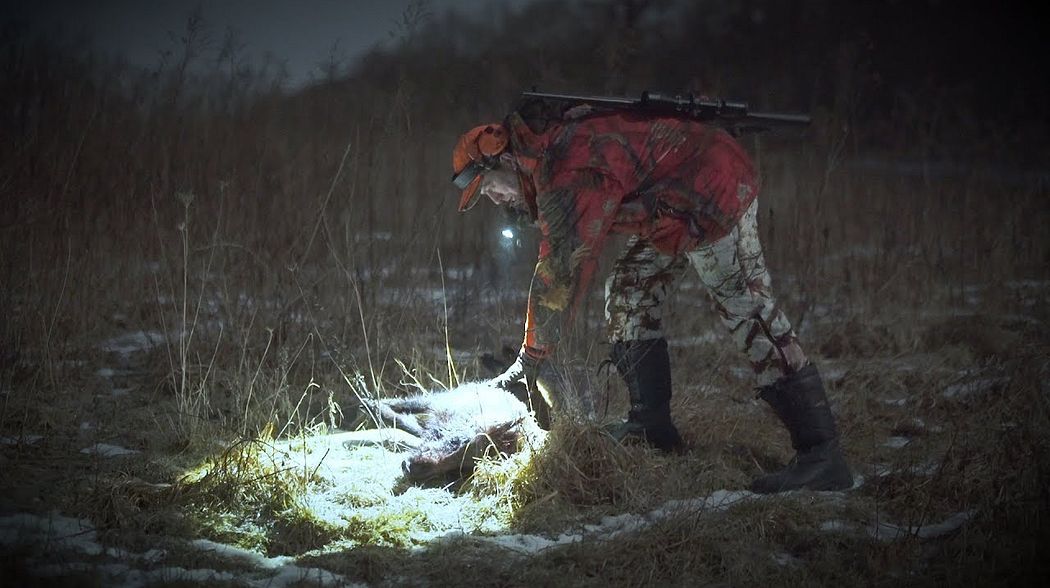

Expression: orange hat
xmin=451 ymin=123 xmax=509 ymax=212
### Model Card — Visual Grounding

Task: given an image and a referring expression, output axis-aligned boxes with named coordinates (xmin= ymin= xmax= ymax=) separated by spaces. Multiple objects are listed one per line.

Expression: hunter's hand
xmin=489 ymin=350 xmax=555 ymax=429
xmin=489 ymin=352 xmax=539 ymax=392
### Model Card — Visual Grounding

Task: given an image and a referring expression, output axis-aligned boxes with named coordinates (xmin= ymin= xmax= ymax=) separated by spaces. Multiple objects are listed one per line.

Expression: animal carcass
xmin=360 ymin=382 xmax=542 ymax=482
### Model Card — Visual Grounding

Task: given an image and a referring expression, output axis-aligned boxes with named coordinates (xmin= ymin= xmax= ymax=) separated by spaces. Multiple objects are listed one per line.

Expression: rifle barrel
xmin=521 ymin=91 xmax=811 ymax=129
xmin=522 ymin=91 xmax=636 ymax=106
xmin=745 ymin=111 xmax=811 ymax=126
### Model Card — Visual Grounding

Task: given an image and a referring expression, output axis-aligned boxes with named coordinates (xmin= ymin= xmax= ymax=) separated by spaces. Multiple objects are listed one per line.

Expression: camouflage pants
xmin=604 ymin=199 xmax=806 ymax=385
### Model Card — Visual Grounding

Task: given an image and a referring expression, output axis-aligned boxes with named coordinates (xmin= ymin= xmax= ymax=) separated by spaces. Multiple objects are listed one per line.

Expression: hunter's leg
xmin=686 ymin=198 xmax=852 ymax=492
xmin=684 ymin=199 xmax=804 ymax=385
xmin=605 ymin=236 xmax=689 ymax=343
xmin=603 ymin=236 xmax=688 ymax=451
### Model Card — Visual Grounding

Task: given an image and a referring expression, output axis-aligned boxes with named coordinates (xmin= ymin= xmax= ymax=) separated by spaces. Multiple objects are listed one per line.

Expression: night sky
xmin=9 ymin=0 xmax=533 ymax=85
xmin=6 ymin=1 xmax=1047 ymax=148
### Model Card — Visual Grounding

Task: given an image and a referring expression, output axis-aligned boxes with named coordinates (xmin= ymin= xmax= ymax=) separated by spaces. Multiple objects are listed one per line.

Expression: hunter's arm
xmin=523 ymin=167 xmax=624 ymax=359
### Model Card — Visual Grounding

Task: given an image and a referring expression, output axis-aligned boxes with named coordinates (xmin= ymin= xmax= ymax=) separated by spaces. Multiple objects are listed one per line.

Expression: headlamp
xmin=451 ymin=156 xmax=498 ymax=190
xmin=451 ymin=160 xmax=483 ymax=189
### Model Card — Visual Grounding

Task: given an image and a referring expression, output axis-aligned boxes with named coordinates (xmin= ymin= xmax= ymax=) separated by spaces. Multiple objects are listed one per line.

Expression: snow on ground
xmin=475 ymin=490 xmax=807 ymax=555
xmin=96 ymin=367 xmax=137 ymax=379
xmin=80 ymin=443 xmax=141 ymax=457
xmin=1 ymin=424 xmax=977 ymax=584
xmin=882 ymin=436 xmax=911 ymax=449
xmin=0 ymin=512 xmax=359 ymax=587
xmin=99 ymin=331 xmax=165 ymax=356
xmin=0 ymin=434 xmax=44 ymax=446
xmin=820 ymin=510 xmax=975 ymax=542
xmin=942 ymin=376 xmax=1009 ymax=399
xmin=867 ymin=511 xmax=976 ymax=542
xmin=870 ymin=460 xmax=941 ymax=479
xmin=460 ymin=490 xmax=764 ymax=555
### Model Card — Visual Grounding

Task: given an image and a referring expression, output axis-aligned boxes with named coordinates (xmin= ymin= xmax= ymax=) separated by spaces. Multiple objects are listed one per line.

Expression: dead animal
xmin=359 ymin=382 xmax=542 ymax=482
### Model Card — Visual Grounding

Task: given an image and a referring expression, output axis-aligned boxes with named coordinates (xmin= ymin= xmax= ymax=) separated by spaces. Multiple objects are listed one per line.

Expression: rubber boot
xmin=752 ymin=364 xmax=854 ymax=493
xmin=604 ymin=338 xmax=684 ymax=452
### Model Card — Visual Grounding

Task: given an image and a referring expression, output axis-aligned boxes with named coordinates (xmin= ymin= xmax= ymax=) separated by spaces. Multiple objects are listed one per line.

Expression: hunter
xmin=450 ymin=97 xmax=853 ymax=493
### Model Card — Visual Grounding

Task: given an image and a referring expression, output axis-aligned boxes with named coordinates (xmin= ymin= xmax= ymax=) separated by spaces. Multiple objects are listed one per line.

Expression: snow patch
xmin=0 ymin=512 xmax=354 ymax=587
xmin=821 ymin=366 xmax=849 ymax=383
xmin=819 ymin=520 xmax=853 ymax=533
xmin=729 ymin=366 xmax=753 ymax=380
xmin=96 ymin=367 xmax=136 ymax=378
xmin=80 ymin=443 xmax=140 ymax=457
xmin=942 ymin=377 xmax=1008 ymax=399
xmin=771 ymin=551 xmax=802 ymax=567
xmin=445 ymin=266 xmax=476 ymax=280
xmin=871 ymin=460 xmax=941 ymax=478
xmin=1 ymin=434 xmax=44 ymax=446
xmin=99 ymin=331 xmax=165 ymax=355
xmin=882 ymin=436 xmax=911 ymax=449
xmin=476 ymin=489 xmax=760 ymax=554
xmin=822 ymin=511 xmax=975 ymax=542
xmin=0 ymin=512 xmax=102 ymax=556
xmin=1005 ymin=279 xmax=1050 ymax=290
xmin=868 ymin=511 xmax=975 ymax=541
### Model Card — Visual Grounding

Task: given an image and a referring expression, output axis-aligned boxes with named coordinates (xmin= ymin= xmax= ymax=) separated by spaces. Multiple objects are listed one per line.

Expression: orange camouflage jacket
xmin=504 ymin=108 xmax=759 ymax=360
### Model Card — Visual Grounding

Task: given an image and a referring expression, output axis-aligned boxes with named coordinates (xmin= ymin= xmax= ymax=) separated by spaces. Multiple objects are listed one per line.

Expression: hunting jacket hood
xmin=503 ymin=106 xmax=759 ymax=359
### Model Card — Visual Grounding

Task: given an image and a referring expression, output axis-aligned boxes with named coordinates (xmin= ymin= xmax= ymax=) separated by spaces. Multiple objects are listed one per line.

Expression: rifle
xmin=520 ymin=90 xmax=810 ymax=135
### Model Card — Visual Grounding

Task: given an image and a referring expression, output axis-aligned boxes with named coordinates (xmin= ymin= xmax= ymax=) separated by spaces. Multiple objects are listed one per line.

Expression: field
xmin=2 ymin=4 xmax=1049 ymax=586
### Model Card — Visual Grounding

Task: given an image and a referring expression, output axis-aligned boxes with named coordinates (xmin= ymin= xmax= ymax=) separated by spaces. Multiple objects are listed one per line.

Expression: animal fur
xmin=360 ymin=382 xmax=540 ymax=482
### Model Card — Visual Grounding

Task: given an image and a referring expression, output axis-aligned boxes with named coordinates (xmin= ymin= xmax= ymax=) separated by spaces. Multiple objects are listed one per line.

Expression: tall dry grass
xmin=1 ymin=0 xmax=1046 ymax=442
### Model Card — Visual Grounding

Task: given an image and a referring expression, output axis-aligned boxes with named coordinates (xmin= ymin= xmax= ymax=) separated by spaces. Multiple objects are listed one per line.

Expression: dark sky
xmin=9 ymin=0 xmax=533 ymax=85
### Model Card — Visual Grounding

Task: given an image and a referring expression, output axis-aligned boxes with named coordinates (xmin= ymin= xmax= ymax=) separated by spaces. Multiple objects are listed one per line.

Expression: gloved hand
xmin=489 ymin=349 xmax=553 ymax=429
xmin=490 ymin=350 xmax=540 ymax=393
